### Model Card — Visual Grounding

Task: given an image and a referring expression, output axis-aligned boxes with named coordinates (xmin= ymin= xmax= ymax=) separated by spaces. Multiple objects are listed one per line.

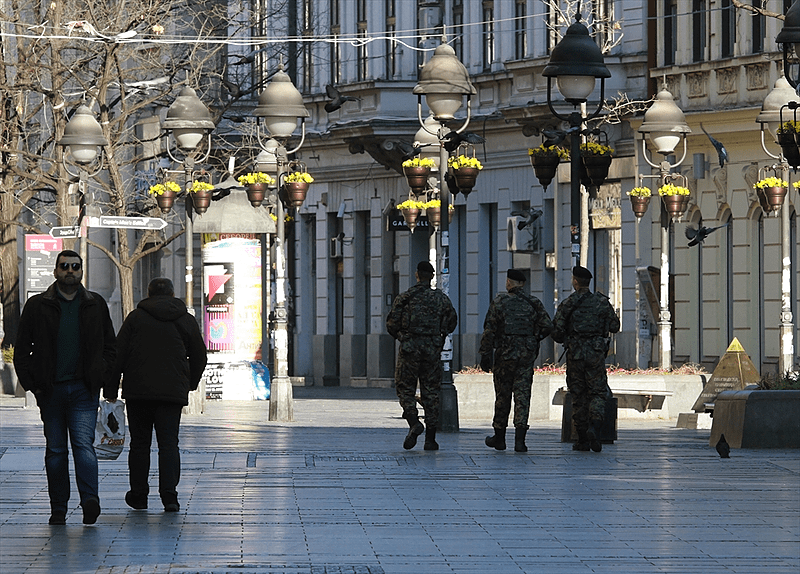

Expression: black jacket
xmin=106 ymin=295 xmax=207 ymax=405
xmin=14 ymin=283 xmax=116 ymax=397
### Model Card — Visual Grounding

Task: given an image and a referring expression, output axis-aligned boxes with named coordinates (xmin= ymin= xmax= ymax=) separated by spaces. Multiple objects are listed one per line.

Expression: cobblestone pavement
xmin=0 ymin=388 xmax=798 ymax=574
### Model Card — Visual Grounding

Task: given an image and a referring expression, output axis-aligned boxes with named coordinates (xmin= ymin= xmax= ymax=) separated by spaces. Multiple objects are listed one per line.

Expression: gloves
xmin=480 ymin=353 xmax=493 ymax=373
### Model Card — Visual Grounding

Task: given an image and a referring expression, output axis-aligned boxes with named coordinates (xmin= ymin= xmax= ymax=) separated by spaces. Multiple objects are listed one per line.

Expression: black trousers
xmin=126 ymin=399 xmax=183 ymax=505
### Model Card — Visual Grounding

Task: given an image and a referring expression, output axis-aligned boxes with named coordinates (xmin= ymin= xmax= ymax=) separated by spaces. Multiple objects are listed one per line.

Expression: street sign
xmin=50 ymin=226 xmax=81 ymax=239
xmin=88 ymin=216 xmax=168 ymax=230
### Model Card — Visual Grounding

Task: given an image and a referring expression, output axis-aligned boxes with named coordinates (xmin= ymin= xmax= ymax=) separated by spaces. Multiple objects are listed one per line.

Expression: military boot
xmin=485 ymin=428 xmax=506 ymax=451
xmin=403 ymin=416 xmax=425 ymax=450
xmin=514 ymin=426 xmax=528 ymax=452
xmin=587 ymin=418 xmax=603 ymax=452
xmin=572 ymin=429 xmax=590 ymax=451
xmin=423 ymin=427 xmax=439 ymax=450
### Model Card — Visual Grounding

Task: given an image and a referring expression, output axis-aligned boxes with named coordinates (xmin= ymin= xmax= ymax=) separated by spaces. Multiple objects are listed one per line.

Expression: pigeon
xmin=511 ymin=207 xmax=543 ymax=230
xmin=685 ymin=222 xmax=730 ymax=247
xmin=716 ymin=434 xmax=731 ymax=458
xmin=220 ymin=77 xmax=243 ymax=99
xmin=442 ymin=131 xmax=485 ymax=153
xmin=700 ymin=123 xmax=728 ymax=168
xmin=324 ymin=84 xmax=361 ymax=113
xmin=542 ymin=128 xmax=567 ymax=148
xmin=227 ymin=47 xmax=269 ymax=65
xmin=107 ymin=412 xmax=119 ymax=434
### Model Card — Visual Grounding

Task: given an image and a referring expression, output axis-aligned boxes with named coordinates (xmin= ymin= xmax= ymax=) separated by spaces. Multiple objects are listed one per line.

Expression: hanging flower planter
xmin=402 ymin=158 xmax=435 ymax=196
xmin=658 ymin=183 xmax=691 ymax=220
xmin=528 ymin=145 xmax=566 ymax=191
xmin=149 ymin=181 xmax=181 ymax=214
xmin=447 ymin=155 xmax=483 ymax=197
xmin=282 ymin=171 xmax=314 ymax=208
xmin=627 ymin=187 xmax=652 ymax=219
xmin=238 ymin=173 xmax=276 ymax=207
xmin=397 ymin=199 xmax=425 ymax=232
xmin=753 ymin=177 xmax=788 ymax=215
xmin=579 ymin=142 xmax=614 ymax=188
xmin=188 ymin=180 xmax=214 ymax=214
xmin=777 ymin=125 xmax=800 ymax=169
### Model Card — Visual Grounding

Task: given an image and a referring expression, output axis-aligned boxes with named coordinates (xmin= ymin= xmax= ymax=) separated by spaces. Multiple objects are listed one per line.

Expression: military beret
xmin=507 ymin=269 xmax=526 ymax=282
xmin=417 ymin=261 xmax=435 ymax=275
xmin=572 ymin=266 xmax=592 ymax=280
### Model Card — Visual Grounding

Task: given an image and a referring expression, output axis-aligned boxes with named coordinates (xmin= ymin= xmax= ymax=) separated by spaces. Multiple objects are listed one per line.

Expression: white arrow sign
xmin=50 ymin=226 xmax=81 ymax=239
xmin=88 ymin=216 xmax=168 ymax=230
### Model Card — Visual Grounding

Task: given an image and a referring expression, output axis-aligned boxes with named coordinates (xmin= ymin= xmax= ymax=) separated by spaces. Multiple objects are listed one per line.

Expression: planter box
xmin=710 ymin=390 xmax=800 ymax=449
xmin=454 ymin=372 xmax=707 ymax=421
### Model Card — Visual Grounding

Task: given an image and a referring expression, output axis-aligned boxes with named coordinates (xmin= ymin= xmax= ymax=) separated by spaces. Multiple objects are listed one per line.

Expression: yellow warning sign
xmin=691 ymin=337 xmax=761 ymax=412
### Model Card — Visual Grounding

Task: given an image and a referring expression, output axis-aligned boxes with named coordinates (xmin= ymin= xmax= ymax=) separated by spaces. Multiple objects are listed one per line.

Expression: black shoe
xmin=423 ymin=427 xmax=439 ymax=451
xmin=587 ymin=424 xmax=602 ymax=453
xmin=403 ymin=421 xmax=425 ymax=450
xmin=125 ymin=491 xmax=148 ymax=510
xmin=164 ymin=502 xmax=180 ymax=512
xmin=81 ymin=498 xmax=101 ymax=525
xmin=485 ymin=429 xmax=506 ymax=451
xmin=48 ymin=511 xmax=66 ymax=525
xmin=572 ymin=442 xmax=591 ymax=451
xmin=514 ymin=427 xmax=528 ymax=453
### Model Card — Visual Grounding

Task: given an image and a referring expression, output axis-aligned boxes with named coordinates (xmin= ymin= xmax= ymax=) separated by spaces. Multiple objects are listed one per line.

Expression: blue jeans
xmin=38 ymin=382 xmax=99 ymax=513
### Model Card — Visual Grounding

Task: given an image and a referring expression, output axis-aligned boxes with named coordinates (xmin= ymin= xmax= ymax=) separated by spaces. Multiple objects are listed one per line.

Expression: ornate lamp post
xmin=58 ymin=104 xmax=109 ymax=272
xmin=757 ymin=76 xmax=798 ymax=374
xmin=637 ymin=87 xmax=691 ymax=369
xmin=542 ymin=12 xmax=611 ymax=265
xmin=253 ymin=65 xmax=309 ymax=423
xmin=161 ymin=86 xmax=215 ymax=314
xmin=413 ymin=41 xmax=476 ymax=432
xmin=777 ymin=0 xmax=800 ymax=89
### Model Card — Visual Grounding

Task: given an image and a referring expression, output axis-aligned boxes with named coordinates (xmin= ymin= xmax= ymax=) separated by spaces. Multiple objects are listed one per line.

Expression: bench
xmin=553 ymin=386 xmax=673 ymax=413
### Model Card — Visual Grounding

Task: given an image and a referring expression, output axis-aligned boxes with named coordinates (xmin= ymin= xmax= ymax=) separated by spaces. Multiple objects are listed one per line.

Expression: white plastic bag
xmin=94 ymin=399 xmax=126 ymax=460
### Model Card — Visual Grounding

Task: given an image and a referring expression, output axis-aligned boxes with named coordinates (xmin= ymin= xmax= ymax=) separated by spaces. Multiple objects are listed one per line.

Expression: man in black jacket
xmin=105 ymin=278 xmax=207 ymax=512
xmin=15 ymin=250 xmax=116 ymax=525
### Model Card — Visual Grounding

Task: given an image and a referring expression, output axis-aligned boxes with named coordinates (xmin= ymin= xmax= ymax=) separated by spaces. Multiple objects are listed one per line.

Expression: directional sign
xmin=50 ymin=226 xmax=81 ymax=239
xmin=88 ymin=216 xmax=168 ymax=230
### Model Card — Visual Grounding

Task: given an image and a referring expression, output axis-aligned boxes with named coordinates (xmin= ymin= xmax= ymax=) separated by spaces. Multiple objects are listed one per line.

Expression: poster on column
xmin=202 ymin=233 xmax=263 ymax=366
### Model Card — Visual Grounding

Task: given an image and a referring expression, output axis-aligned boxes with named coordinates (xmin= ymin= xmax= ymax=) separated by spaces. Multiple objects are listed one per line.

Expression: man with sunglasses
xmin=15 ymin=250 xmax=116 ymax=525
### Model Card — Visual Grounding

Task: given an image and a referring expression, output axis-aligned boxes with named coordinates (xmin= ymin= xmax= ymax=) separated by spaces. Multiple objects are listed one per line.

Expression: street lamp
xmin=413 ymin=41 xmax=476 ymax=432
xmin=777 ymin=0 xmax=800 ymax=89
xmin=756 ymin=76 xmax=798 ymax=374
xmin=58 ymin=104 xmax=109 ymax=271
xmin=253 ymin=65 xmax=309 ymax=423
xmin=637 ymin=87 xmax=691 ymax=369
xmin=162 ymin=86 xmax=215 ymax=314
xmin=542 ymin=12 xmax=611 ymax=266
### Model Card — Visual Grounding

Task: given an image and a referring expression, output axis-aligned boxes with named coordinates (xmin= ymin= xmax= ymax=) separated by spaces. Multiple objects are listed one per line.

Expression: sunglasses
xmin=58 ymin=262 xmax=82 ymax=271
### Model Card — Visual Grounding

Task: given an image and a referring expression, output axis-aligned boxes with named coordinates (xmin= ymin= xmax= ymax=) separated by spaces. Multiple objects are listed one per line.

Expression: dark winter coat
xmin=14 ymin=282 xmax=116 ymax=397
xmin=105 ymin=295 xmax=207 ymax=406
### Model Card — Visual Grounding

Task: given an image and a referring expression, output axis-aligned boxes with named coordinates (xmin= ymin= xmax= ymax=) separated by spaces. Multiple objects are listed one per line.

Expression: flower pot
xmin=778 ymin=132 xmax=800 ymax=169
xmin=246 ymin=183 xmax=268 ymax=207
xmin=530 ymin=155 xmax=559 ymax=190
xmin=404 ymin=166 xmax=431 ymax=195
xmin=452 ymin=167 xmax=479 ymax=197
xmin=426 ymin=206 xmax=441 ymax=228
xmin=191 ymin=189 xmax=212 ymax=214
xmin=629 ymin=196 xmax=650 ymax=219
xmin=662 ymin=194 xmax=688 ymax=219
xmin=758 ymin=186 xmax=787 ymax=214
xmin=401 ymin=208 xmax=420 ymax=231
xmin=283 ymin=182 xmax=309 ymax=208
xmin=155 ymin=189 xmax=176 ymax=214
xmin=580 ymin=154 xmax=612 ymax=187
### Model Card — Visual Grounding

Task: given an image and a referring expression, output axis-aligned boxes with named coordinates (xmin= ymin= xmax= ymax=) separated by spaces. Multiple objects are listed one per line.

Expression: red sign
xmin=25 ymin=235 xmax=63 ymax=252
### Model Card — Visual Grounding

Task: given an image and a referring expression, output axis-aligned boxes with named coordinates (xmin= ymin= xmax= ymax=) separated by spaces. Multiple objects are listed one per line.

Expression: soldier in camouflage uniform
xmin=386 ymin=261 xmax=457 ymax=451
xmin=479 ymin=269 xmax=553 ymax=452
xmin=551 ymin=266 xmax=620 ymax=453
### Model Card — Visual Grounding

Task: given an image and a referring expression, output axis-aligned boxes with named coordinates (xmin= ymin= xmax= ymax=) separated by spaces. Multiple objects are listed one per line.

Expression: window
xmin=515 ymin=0 xmax=527 ymax=60
xmin=453 ymin=0 xmax=463 ymax=60
xmin=357 ymin=0 xmax=368 ymax=81
xmin=664 ymin=0 xmax=677 ymax=66
xmin=751 ymin=0 xmax=765 ymax=54
xmin=721 ymin=0 xmax=735 ymax=58
xmin=693 ymin=0 xmax=707 ymax=63
xmin=302 ymin=0 xmax=313 ymax=90
xmin=593 ymin=0 xmax=614 ymax=51
xmin=329 ymin=0 xmax=341 ymax=85
xmin=546 ymin=1 xmax=557 ymax=54
xmin=385 ymin=0 xmax=396 ymax=79
xmin=482 ymin=0 xmax=494 ymax=71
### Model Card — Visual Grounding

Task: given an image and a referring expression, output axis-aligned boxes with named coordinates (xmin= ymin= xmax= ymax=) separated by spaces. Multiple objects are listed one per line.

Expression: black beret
xmin=417 ymin=261 xmax=435 ymax=275
xmin=572 ymin=266 xmax=593 ymax=280
xmin=507 ymin=269 xmax=526 ymax=282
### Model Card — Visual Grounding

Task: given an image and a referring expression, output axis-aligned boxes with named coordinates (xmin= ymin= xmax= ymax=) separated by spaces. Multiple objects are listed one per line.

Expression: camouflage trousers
xmin=491 ymin=339 xmax=538 ymax=430
xmin=565 ymin=351 xmax=609 ymax=434
xmin=394 ymin=335 xmax=443 ymax=428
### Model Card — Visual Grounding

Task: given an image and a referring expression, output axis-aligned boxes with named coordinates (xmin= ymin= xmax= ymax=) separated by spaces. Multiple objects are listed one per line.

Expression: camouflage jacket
xmin=551 ymin=287 xmax=620 ymax=352
xmin=479 ymin=287 xmax=553 ymax=356
xmin=386 ymin=281 xmax=457 ymax=341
